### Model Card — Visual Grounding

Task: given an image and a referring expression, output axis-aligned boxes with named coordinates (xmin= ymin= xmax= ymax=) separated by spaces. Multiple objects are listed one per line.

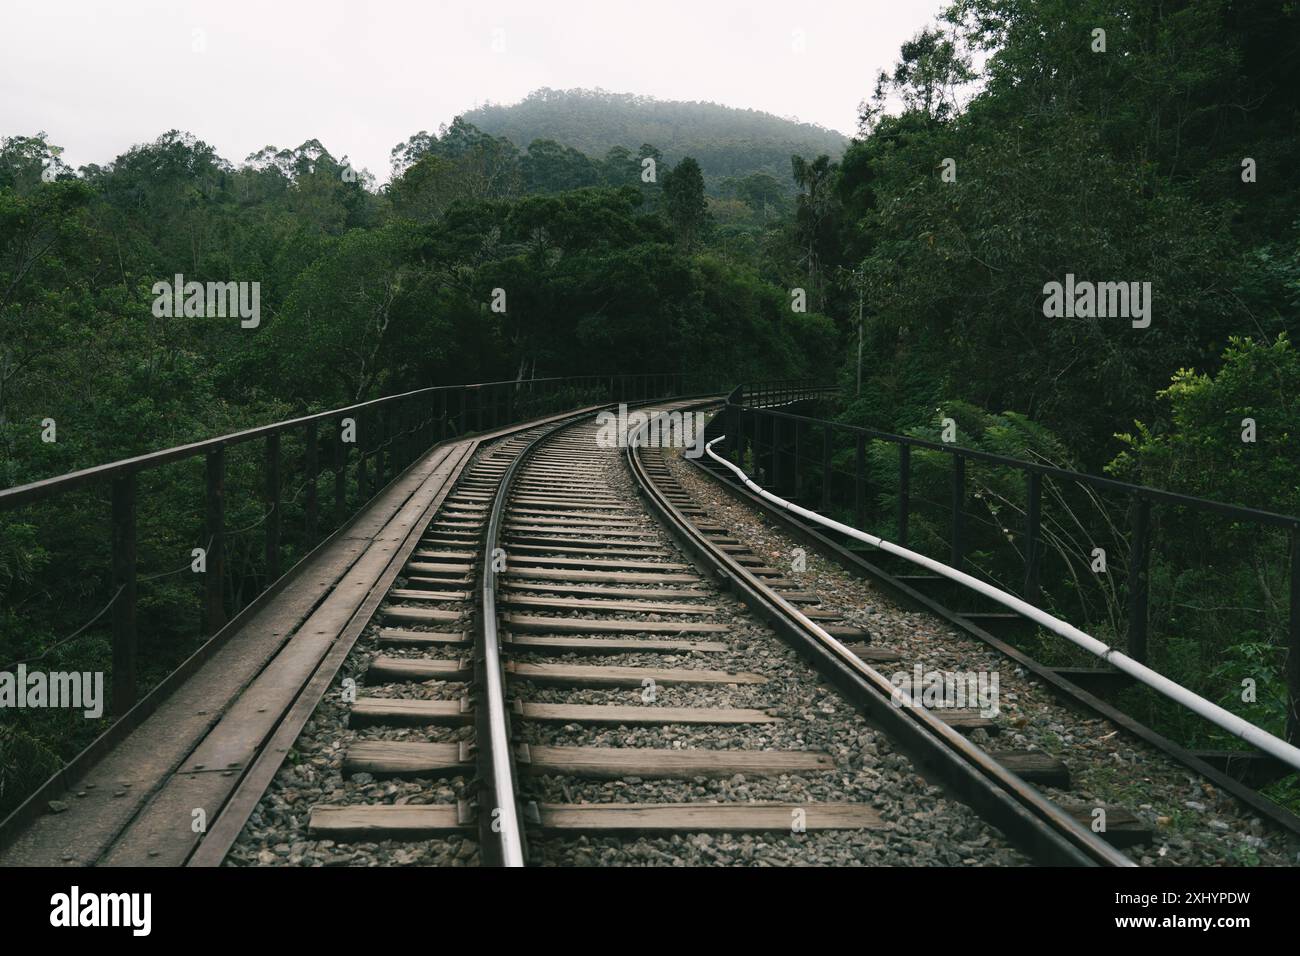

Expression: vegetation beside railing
xmin=724 ymin=396 xmax=1300 ymax=811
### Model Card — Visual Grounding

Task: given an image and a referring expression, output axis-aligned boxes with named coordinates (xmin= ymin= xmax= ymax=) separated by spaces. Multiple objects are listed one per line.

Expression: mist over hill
xmin=461 ymin=87 xmax=848 ymax=190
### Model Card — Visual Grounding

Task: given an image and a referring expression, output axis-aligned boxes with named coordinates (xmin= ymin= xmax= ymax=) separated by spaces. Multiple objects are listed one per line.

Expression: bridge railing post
xmin=356 ymin=413 xmax=369 ymax=501
xmin=334 ymin=420 xmax=347 ymax=526
xmin=897 ymin=443 xmax=910 ymax=548
xmin=111 ymin=473 xmax=137 ymax=716
xmin=854 ymin=434 xmax=866 ymax=529
xmin=822 ymin=424 xmax=833 ymax=513
xmin=793 ymin=418 xmax=802 ymax=501
xmin=305 ymin=421 xmax=319 ymax=542
xmin=1289 ymin=530 xmax=1300 ymax=744
xmin=771 ymin=414 xmax=783 ymax=492
xmin=204 ymin=447 xmax=226 ymax=635
xmin=265 ymin=432 xmax=281 ymax=582
xmin=1024 ymin=471 xmax=1042 ymax=605
xmin=1127 ymin=496 xmax=1152 ymax=664
xmin=726 ymin=402 xmax=739 ymax=465
xmin=951 ymin=453 xmax=965 ymax=571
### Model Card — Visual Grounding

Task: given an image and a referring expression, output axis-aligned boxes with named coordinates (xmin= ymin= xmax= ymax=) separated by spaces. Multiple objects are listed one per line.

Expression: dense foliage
xmin=803 ymin=0 xmax=1300 ymax=806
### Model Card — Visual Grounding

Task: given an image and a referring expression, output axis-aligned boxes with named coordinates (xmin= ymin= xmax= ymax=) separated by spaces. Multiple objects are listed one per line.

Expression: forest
xmin=2 ymin=0 xmax=1300 ymax=818
xmin=461 ymin=87 xmax=848 ymax=191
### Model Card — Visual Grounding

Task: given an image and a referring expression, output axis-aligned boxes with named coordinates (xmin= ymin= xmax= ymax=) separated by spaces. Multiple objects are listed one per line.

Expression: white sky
xmin=1 ymin=0 xmax=944 ymax=182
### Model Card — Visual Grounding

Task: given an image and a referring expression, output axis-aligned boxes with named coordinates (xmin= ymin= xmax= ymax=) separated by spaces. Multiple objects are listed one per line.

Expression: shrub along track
xmin=226 ymin=402 xmax=1137 ymax=866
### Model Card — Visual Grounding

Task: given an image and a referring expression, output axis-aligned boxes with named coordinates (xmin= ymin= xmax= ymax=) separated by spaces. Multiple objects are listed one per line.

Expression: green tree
xmin=662 ymin=157 xmax=707 ymax=248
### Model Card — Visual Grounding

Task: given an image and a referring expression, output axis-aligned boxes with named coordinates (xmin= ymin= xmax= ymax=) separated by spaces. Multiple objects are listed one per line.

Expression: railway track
xmin=221 ymin=400 xmax=1133 ymax=866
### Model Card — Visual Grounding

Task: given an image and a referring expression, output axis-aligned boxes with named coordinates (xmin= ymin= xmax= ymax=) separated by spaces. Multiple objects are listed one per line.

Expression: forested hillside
xmin=461 ymin=88 xmax=848 ymax=192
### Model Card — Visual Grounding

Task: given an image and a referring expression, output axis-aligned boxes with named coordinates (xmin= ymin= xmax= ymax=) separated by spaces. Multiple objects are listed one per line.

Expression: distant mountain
xmin=461 ymin=88 xmax=848 ymax=191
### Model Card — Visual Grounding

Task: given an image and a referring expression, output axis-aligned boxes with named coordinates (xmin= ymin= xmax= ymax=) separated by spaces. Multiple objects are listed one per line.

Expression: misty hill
xmin=461 ymin=88 xmax=848 ymax=190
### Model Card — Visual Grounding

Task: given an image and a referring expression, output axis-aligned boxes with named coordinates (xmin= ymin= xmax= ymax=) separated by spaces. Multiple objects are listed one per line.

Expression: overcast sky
xmin=2 ymin=0 xmax=944 ymax=181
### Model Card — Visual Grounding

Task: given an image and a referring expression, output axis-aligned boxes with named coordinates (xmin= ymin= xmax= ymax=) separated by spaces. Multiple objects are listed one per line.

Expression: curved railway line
xmin=223 ymin=400 xmax=1147 ymax=867
xmin=5 ymin=396 xmax=1297 ymax=869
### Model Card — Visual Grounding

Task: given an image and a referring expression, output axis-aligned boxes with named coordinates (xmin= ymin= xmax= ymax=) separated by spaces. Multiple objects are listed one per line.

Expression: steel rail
xmin=478 ymin=427 xmax=564 ymax=866
xmin=625 ymin=408 xmax=1132 ymax=866
xmin=478 ymin=411 xmax=608 ymax=865
xmin=705 ymin=435 xmax=1300 ymax=774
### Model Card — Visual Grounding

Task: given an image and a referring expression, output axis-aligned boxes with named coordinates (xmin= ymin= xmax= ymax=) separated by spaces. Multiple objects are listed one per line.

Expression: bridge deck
xmin=0 ymin=435 xmax=484 ymax=867
xmin=1 ymin=397 xmax=632 ymax=868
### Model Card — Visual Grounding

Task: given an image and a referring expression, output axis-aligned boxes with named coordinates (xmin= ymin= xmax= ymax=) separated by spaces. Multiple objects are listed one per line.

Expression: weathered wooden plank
xmin=509 ymin=555 xmax=689 ymax=571
xmin=382 ymin=605 xmax=463 ymax=624
xmin=377 ymin=628 xmax=469 ymax=646
xmin=1062 ymin=806 xmax=1151 ymax=848
xmin=504 ymin=635 xmax=729 ymax=654
xmin=507 ymin=544 xmax=674 ymax=559
xmin=388 ymin=588 xmax=470 ymax=602
xmin=515 ymin=702 xmax=779 ymax=725
xmin=841 ymin=642 xmax=902 ymax=663
xmin=506 ymin=662 xmax=764 ymax=687
xmin=519 ymin=745 xmax=831 ymax=778
xmin=499 ymin=594 xmax=716 ymax=615
xmin=503 ymin=614 xmax=728 ymax=634
xmin=405 ymin=574 xmax=474 ymax=588
xmin=367 ymin=656 xmax=471 ymax=683
xmin=506 ymin=525 xmax=655 ymax=540
xmin=509 ymin=508 xmax=642 ymax=522
xmin=506 ymin=535 xmax=660 ymax=551
xmin=308 ymin=803 xmax=469 ymax=840
xmin=929 ymin=708 xmax=999 ymax=732
xmin=405 ymin=561 xmax=478 ymax=576
xmin=412 ymin=549 xmax=475 ymax=561
xmin=505 ymin=568 xmax=699 ymax=584
xmin=343 ymin=740 xmax=469 ymax=777
xmin=349 ymin=696 xmax=471 ymax=726
xmin=503 ymin=515 xmax=642 ymax=529
xmin=991 ymin=750 xmax=1071 ymax=787
xmin=506 ymin=582 xmax=709 ymax=600
xmin=536 ymin=802 xmax=882 ymax=833
xmin=822 ymin=624 xmax=872 ymax=640
xmin=510 ymin=498 xmax=626 ymax=510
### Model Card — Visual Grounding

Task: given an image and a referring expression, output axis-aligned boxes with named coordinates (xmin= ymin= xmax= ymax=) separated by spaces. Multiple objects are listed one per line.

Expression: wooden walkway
xmin=0 ymin=407 xmax=596 ymax=867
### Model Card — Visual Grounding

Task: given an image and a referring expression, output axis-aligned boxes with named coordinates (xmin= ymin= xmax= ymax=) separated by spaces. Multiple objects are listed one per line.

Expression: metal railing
xmin=736 ymin=380 xmax=838 ymax=408
xmin=706 ymin=435 xmax=1300 ymax=772
xmin=0 ymin=372 xmax=711 ymax=717
xmin=721 ymin=400 xmax=1300 ymax=745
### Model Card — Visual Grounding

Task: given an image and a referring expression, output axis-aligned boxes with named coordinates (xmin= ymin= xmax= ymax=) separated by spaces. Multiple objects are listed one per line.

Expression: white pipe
xmin=705 ymin=435 xmax=1300 ymax=773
